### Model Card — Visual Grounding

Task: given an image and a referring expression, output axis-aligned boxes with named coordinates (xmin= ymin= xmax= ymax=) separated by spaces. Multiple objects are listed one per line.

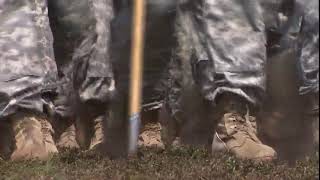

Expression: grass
xmin=0 ymin=148 xmax=318 ymax=180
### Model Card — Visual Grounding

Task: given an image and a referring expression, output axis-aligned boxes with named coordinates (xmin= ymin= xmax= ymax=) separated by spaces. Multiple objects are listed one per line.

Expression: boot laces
xmin=65 ymin=125 xmax=76 ymax=137
xmin=228 ymin=112 xmax=258 ymax=142
xmin=39 ymin=117 xmax=54 ymax=143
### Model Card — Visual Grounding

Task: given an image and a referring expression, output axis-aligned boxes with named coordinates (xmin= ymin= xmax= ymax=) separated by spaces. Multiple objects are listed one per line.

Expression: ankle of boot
xmin=216 ymin=93 xmax=248 ymax=116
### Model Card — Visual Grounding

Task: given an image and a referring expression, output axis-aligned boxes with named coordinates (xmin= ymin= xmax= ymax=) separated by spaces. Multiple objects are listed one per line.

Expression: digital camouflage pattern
xmin=177 ymin=0 xmax=267 ymax=105
xmin=0 ymin=0 xmax=117 ymax=120
xmin=0 ymin=0 xmax=58 ymax=118
xmin=161 ymin=0 xmax=314 ymax=149
xmin=260 ymin=0 xmax=319 ymax=96
xmin=165 ymin=0 xmax=273 ymax=121
xmin=164 ymin=0 xmax=319 ymax=118
xmin=0 ymin=0 xmax=116 ymax=154
xmin=49 ymin=0 xmax=115 ymax=118
xmin=295 ymin=0 xmax=319 ymax=95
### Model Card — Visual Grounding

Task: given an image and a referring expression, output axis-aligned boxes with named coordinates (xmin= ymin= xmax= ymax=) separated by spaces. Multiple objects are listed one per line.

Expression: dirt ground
xmin=0 ymin=122 xmax=319 ymax=180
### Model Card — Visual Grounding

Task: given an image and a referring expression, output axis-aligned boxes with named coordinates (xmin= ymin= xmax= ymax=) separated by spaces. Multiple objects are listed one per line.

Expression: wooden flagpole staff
xmin=128 ymin=0 xmax=146 ymax=156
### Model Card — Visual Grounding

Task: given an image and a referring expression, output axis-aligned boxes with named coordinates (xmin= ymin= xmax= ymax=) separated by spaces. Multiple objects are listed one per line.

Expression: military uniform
xmin=0 ymin=0 xmax=116 ymax=160
xmin=0 ymin=0 xmax=58 ymax=160
xmin=102 ymin=0 xmax=178 ymax=157
xmin=299 ymin=0 xmax=319 ymax=147
xmin=48 ymin=0 xmax=115 ymax=150
xmin=162 ymin=0 xmax=281 ymax=161
xmin=258 ymin=0 xmax=319 ymax=160
xmin=291 ymin=0 xmax=319 ymax=147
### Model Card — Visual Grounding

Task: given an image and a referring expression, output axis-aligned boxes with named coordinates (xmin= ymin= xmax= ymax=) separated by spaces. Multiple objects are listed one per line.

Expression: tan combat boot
xmin=212 ymin=95 xmax=277 ymax=162
xmin=10 ymin=112 xmax=58 ymax=161
xmin=138 ymin=123 xmax=165 ymax=149
xmin=41 ymin=117 xmax=59 ymax=155
xmin=56 ymin=121 xmax=80 ymax=150
xmin=89 ymin=116 xmax=104 ymax=150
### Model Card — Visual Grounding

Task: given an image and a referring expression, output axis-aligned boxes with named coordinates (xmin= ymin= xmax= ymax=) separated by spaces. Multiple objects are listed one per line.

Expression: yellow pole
xmin=128 ymin=0 xmax=146 ymax=155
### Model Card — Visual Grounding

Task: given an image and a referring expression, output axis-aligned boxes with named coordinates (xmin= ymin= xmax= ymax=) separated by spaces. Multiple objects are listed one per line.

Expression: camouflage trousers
xmin=0 ymin=0 xmax=116 ymax=155
xmin=0 ymin=0 xmax=58 ymax=119
xmin=0 ymin=0 xmax=116 ymax=120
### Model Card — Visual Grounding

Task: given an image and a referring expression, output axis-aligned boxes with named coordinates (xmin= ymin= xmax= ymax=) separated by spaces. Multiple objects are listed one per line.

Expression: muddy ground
xmin=0 ymin=122 xmax=319 ymax=180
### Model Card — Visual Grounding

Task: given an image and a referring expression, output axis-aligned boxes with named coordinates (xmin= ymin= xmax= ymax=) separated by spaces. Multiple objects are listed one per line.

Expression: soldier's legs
xmin=0 ymin=0 xmax=59 ymax=160
xmin=163 ymin=0 xmax=276 ymax=161
xmin=297 ymin=2 xmax=319 ymax=148
xmin=48 ymin=0 xmax=116 ymax=151
xmin=109 ymin=1 xmax=178 ymax=153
